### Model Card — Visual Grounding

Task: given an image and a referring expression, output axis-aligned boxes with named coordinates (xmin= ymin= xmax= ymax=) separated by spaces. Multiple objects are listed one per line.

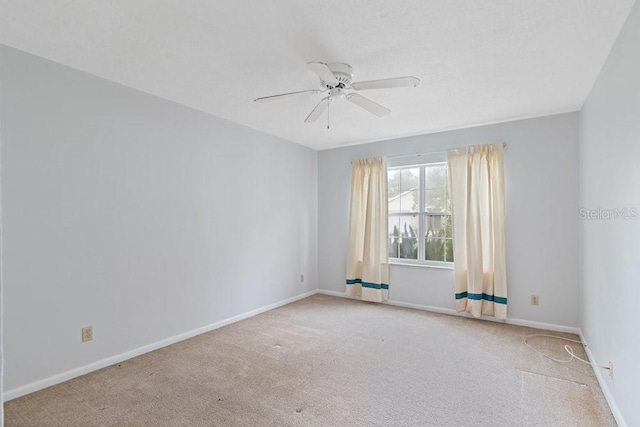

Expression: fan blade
xmin=308 ymin=62 xmax=339 ymax=86
xmin=351 ymin=76 xmax=420 ymax=91
xmin=304 ymin=97 xmax=329 ymax=123
xmin=254 ymin=89 xmax=320 ymax=102
xmin=347 ymin=93 xmax=391 ymax=117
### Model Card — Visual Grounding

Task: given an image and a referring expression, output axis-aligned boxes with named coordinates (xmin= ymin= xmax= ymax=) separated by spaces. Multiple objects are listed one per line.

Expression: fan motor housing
xmin=322 ymin=63 xmax=353 ymax=88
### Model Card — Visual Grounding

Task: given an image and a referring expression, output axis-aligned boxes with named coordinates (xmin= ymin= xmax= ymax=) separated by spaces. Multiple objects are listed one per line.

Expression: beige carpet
xmin=5 ymin=294 xmax=614 ymax=426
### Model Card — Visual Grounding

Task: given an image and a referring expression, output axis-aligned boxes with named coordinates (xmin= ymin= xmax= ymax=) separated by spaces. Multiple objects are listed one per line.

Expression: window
xmin=388 ymin=162 xmax=454 ymax=265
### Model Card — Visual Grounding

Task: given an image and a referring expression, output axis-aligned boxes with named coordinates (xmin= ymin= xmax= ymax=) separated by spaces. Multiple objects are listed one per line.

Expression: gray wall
xmin=0 ymin=68 xmax=4 ymax=422
xmin=319 ymin=113 xmax=580 ymax=327
xmin=580 ymin=1 xmax=640 ymax=425
xmin=0 ymin=45 xmax=318 ymax=393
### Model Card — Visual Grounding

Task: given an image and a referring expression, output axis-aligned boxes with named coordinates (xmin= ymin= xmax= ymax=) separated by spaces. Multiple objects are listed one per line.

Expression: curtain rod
xmin=386 ymin=142 xmax=507 ymax=161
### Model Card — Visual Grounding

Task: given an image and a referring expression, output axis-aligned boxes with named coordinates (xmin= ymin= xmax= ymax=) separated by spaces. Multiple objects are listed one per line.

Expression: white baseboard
xmin=317 ymin=289 xmax=580 ymax=334
xmin=578 ymin=330 xmax=626 ymax=427
xmin=3 ymin=290 xmax=318 ymax=402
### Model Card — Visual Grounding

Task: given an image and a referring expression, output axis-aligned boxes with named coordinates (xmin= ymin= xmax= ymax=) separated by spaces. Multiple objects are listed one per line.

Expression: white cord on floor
xmin=523 ymin=334 xmax=610 ymax=370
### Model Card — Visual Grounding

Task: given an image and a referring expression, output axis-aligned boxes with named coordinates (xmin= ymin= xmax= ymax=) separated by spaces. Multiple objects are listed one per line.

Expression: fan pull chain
xmin=327 ymin=97 xmax=330 ymax=129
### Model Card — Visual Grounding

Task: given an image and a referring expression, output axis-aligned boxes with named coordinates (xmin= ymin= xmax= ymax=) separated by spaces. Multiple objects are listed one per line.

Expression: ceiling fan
xmin=254 ymin=62 xmax=420 ymax=128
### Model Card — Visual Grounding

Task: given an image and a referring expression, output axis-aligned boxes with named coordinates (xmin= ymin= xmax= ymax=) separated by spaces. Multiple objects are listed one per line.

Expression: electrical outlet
xmin=300 ymin=274 xmax=304 ymax=283
xmin=609 ymin=361 xmax=614 ymax=379
xmin=82 ymin=326 xmax=93 ymax=343
xmin=530 ymin=295 xmax=539 ymax=306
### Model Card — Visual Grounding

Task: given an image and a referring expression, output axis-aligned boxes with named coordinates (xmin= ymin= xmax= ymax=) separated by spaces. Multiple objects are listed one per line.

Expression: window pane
xmin=388 ymin=169 xmax=401 ymax=199
xmin=400 ymin=168 xmax=419 ymax=191
xmin=425 ymin=215 xmax=451 ymax=262
xmin=425 ymin=215 xmax=445 ymax=238
xmin=399 ymin=190 xmax=419 ymax=212
xmin=388 ymin=215 xmax=401 ymax=258
xmin=425 ymin=189 xmax=446 ymax=212
xmin=399 ymin=215 xmax=419 ymax=259
xmin=388 ymin=168 xmax=419 ymax=213
xmin=390 ymin=190 xmax=418 ymax=213
xmin=425 ymin=164 xmax=447 ymax=189
xmin=445 ymin=238 xmax=454 ymax=262
xmin=425 ymin=237 xmax=445 ymax=261
xmin=444 ymin=215 xmax=453 ymax=238
xmin=424 ymin=216 xmax=454 ymax=262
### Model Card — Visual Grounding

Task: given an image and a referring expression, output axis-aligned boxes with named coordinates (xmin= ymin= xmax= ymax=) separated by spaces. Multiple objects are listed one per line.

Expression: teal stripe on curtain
xmin=455 ymin=291 xmax=507 ymax=305
xmin=346 ymin=278 xmax=389 ymax=290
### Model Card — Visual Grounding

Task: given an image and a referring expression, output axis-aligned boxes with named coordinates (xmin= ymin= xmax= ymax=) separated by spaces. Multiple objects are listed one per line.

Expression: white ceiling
xmin=0 ymin=1 xmax=635 ymax=150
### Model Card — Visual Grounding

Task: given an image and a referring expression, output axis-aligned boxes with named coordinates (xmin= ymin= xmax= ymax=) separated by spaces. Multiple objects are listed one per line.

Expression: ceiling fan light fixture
xmin=254 ymin=61 xmax=420 ymax=125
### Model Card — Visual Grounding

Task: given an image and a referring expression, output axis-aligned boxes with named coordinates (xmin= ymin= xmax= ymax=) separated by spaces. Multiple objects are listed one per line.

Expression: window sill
xmin=389 ymin=261 xmax=454 ymax=270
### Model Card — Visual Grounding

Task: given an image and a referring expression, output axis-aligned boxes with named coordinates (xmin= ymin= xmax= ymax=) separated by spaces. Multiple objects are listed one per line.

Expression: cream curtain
xmin=447 ymin=143 xmax=507 ymax=319
xmin=345 ymin=157 xmax=389 ymax=303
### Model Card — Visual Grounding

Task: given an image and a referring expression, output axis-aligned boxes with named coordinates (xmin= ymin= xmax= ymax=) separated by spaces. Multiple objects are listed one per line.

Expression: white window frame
xmin=388 ymin=161 xmax=454 ymax=268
